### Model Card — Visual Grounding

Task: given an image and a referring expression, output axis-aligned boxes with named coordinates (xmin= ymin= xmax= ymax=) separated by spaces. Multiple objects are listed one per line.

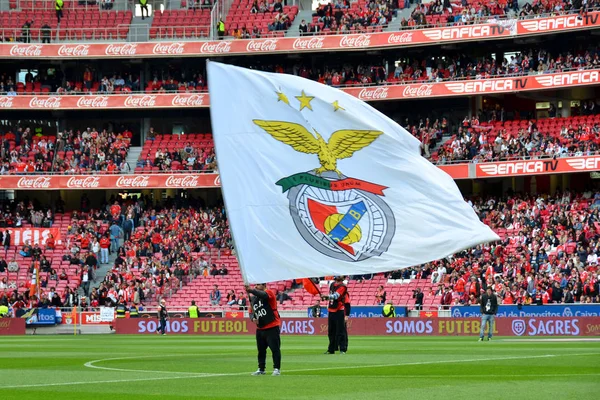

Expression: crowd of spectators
xmin=137 ymin=137 xmax=217 ymax=172
xmin=52 ymin=126 xmax=132 ymax=173
xmin=387 ymin=189 xmax=600 ymax=305
xmin=301 ymin=0 xmax=395 ymax=35
xmin=0 ymin=127 xmax=55 ymax=173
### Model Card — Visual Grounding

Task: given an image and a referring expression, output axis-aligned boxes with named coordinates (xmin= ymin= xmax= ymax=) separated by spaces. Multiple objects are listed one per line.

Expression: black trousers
xmin=56 ymin=9 xmax=63 ymax=23
xmin=327 ymin=310 xmax=347 ymax=353
xmin=256 ymin=326 xmax=281 ymax=371
xmin=158 ymin=318 xmax=167 ymax=334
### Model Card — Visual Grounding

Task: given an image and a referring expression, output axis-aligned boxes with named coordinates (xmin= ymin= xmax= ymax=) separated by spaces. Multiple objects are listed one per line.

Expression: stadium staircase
xmin=384 ymin=2 xmax=415 ymax=32
xmin=0 ymin=0 xmax=10 ymax=11
xmin=285 ymin=0 xmax=312 ymax=37
xmin=124 ymin=146 xmax=142 ymax=173
xmin=128 ymin=14 xmax=153 ymax=42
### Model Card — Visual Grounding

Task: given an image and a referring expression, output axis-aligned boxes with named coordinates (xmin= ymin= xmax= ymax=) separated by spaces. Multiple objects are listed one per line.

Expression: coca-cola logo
xmin=116 ymin=176 xmax=150 ymax=188
xmin=152 ymin=42 xmax=185 ymax=55
xmin=66 ymin=176 xmax=101 ymax=188
xmin=171 ymin=94 xmax=205 ymax=107
xmin=17 ymin=177 xmax=51 ymax=189
xmin=339 ymin=34 xmax=371 ymax=48
xmin=213 ymin=175 xmax=221 ymax=186
xmin=292 ymin=37 xmax=325 ymax=50
xmin=357 ymin=87 xmax=389 ymax=100
xmin=9 ymin=45 xmax=43 ymax=57
xmin=246 ymin=39 xmax=279 ymax=52
xmin=104 ymin=43 xmax=138 ymax=56
xmin=199 ymin=41 xmax=232 ymax=54
xmin=402 ymin=84 xmax=433 ymax=98
xmin=165 ymin=175 xmax=199 ymax=188
xmin=76 ymin=96 xmax=109 ymax=108
xmin=124 ymin=95 xmax=157 ymax=108
xmin=58 ymin=44 xmax=90 ymax=57
xmin=0 ymin=96 xmax=14 ymax=108
xmin=387 ymin=32 xmax=413 ymax=44
xmin=29 ymin=96 xmax=62 ymax=109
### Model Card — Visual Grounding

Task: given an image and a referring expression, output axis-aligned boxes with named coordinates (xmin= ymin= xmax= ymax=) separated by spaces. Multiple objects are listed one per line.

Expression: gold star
xmin=295 ymin=90 xmax=315 ymax=111
xmin=332 ymin=100 xmax=345 ymax=112
xmin=276 ymin=90 xmax=289 ymax=105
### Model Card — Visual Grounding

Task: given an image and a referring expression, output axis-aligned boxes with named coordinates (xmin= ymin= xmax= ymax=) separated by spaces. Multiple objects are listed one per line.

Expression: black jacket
xmin=480 ymin=293 xmax=498 ymax=315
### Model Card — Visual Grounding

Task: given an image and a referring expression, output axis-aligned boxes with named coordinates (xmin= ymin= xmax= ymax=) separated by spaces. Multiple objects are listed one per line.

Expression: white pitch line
xmin=3 ymin=352 xmax=599 ymax=390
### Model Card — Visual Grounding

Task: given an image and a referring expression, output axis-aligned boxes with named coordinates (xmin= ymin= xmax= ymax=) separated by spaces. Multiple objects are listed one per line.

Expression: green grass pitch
xmin=1 ymin=335 xmax=599 ymax=400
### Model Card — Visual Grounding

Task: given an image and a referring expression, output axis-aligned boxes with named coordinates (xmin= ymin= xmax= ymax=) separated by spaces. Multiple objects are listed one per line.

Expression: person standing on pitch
xmin=157 ymin=299 xmax=168 ymax=335
xmin=322 ymin=276 xmax=348 ymax=354
xmin=340 ymin=287 xmax=351 ymax=352
xmin=479 ymin=286 xmax=497 ymax=341
xmin=246 ymin=283 xmax=281 ymax=376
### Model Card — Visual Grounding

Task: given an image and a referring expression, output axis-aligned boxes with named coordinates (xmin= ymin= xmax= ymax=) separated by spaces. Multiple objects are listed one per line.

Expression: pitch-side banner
xmin=114 ymin=317 xmax=600 ymax=336
xmin=208 ymin=62 xmax=498 ymax=283
xmin=1 ymin=70 xmax=598 ymax=110
xmin=1 ymin=13 xmax=599 ymax=60
xmin=0 ymin=318 xmax=26 ymax=335
xmin=0 ymin=174 xmax=220 ymax=190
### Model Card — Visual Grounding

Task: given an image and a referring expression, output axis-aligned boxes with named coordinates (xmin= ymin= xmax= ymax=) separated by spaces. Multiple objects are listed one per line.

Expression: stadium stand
xmin=149 ymin=8 xmax=212 ymax=40
xmin=135 ymin=133 xmax=215 ymax=172
xmin=307 ymin=0 xmax=397 ymax=35
xmin=225 ymin=0 xmax=298 ymax=37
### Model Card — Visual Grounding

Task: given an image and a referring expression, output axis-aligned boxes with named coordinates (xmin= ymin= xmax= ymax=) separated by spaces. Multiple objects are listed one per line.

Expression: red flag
xmin=302 ymin=278 xmax=321 ymax=296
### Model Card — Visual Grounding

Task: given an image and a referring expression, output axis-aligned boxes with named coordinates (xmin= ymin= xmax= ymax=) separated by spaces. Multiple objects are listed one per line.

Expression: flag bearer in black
xmin=340 ymin=289 xmax=351 ymax=352
xmin=157 ymin=299 xmax=168 ymax=335
xmin=322 ymin=276 xmax=348 ymax=354
xmin=246 ymin=283 xmax=282 ymax=376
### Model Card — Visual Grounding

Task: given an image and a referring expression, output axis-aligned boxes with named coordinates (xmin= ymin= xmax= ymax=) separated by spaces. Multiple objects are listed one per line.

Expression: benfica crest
xmin=253 ymin=119 xmax=395 ymax=262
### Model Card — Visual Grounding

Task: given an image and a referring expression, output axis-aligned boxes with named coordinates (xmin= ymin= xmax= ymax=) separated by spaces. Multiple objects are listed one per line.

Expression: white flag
xmin=208 ymin=62 xmax=498 ymax=284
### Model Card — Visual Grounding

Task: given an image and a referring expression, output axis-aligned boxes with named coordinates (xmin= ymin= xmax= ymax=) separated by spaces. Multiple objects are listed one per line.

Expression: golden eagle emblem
xmin=253 ymin=120 xmax=382 ymax=177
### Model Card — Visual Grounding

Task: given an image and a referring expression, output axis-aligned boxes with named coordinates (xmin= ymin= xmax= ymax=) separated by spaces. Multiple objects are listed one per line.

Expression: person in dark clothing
xmin=21 ymin=21 xmax=31 ymax=43
xmin=551 ymin=281 xmax=563 ymax=303
xmin=322 ymin=276 xmax=348 ymax=354
xmin=246 ymin=283 xmax=281 ymax=376
xmin=479 ymin=286 xmax=498 ymax=341
xmin=309 ymin=300 xmax=322 ymax=318
xmin=413 ymin=288 xmax=424 ymax=310
xmin=3 ymin=231 xmax=10 ymax=256
xmin=41 ymin=23 xmax=52 ymax=43
xmin=157 ymin=299 xmax=168 ymax=335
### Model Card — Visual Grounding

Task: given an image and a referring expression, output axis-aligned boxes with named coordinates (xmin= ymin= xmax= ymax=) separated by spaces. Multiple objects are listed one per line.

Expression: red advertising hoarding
xmin=7 ymin=227 xmax=61 ymax=246
xmin=114 ymin=317 xmax=600 ymax=337
xmin=1 ymin=13 xmax=599 ymax=60
xmin=0 ymin=318 xmax=27 ymax=335
xmin=0 ymin=173 xmax=220 ymax=190
xmin=61 ymin=312 xmax=111 ymax=325
xmin=475 ymin=156 xmax=600 ymax=178
xmin=0 ymin=69 xmax=598 ymax=109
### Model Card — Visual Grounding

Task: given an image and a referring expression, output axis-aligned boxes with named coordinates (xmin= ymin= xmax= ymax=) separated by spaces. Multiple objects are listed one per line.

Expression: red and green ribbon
xmin=276 ymin=172 xmax=387 ymax=196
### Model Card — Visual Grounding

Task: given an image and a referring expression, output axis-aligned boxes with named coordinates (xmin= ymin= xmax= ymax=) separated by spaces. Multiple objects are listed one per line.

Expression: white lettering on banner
xmin=7 ymin=228 xmax=58 ymax=246
xmin=0 ymin=96 xmax=14 ymax=108
xmin=445 ymin=79 xmax=514 ymax=94
xmin=423 ymin=25 xmax=491 ymax=40
xmin=9 ymin=45 xmax=43 ymax=57
xmin=387 ymin=32 xmax=413 ymax=44
xmin=171 ymin=94 xmax=205 ymax=107
xmin=246 ymin=39 xmax=278 ymax=52
xmin=152 ymin=42 xmax=185 ymax=55
xmin=213 ymin=175 xmax=221 ymax=186
xmin=402 ymin=84 xmax=433 ymax=97
xmin=535 ymin=71 xmax=600 ymax=87
xmin=520 ymin=16 xmax=583 ymax=32
xmin=385 ymin=320 xmax=434 ymax=334
xmin=527 ymin=318 xmax=580 ymax=336
xmin=339 ymin=34 xmax=371 ymax=48
xmin=57 ymin=44 xmax=90 ymax=57
xmin=29 ymin=96 xmax=62 ymax=108
xmin=280 ymin=319 xmax=315 ymax=334
xmin=17 ymin=176 xmax=51 ymax=189
xmin=165 ymin=175 xmax=199 ymax=187
xmin=479 ymin=161 xmax=545 ymax=176
xmin=199 ymin=41 xmax=232 ymax=54
xmin=124 ymin=95 xmax=157 ymax=108
xmin=292 ymin=37 xmax=325 ymax=50
xmin=116 ymin=175 xmax=150 ymax=188
xmin=76 ymin=96 xmax=109 ymax=108
xmin=66 ymin=176 xmax=101 ymax=188
xmin=566 ymin=157 xmax=600 ymax=170
xmin=104 ymin=43 xmax=138 ymax=56
xmin=357 ymin=87 xmax=389 ymax=100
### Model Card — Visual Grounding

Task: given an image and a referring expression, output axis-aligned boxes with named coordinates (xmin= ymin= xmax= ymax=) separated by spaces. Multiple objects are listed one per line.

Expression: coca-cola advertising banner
xmin=0 ymin=173 xmax=220 ymax=190
xmin=0 ymin=93 xmax=208 ymax=110
xmin=114 ymin=317 xmax=600 ymax=336
xmin=1 ymin=69 xmax=597 ymax=111
xmin=476 ymin=156 xmax=600 ymax=178
xmin=0 ymin=318 xmax=26 ymax=335
xmin=7 ymin=227 xmax=61 ymax=246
